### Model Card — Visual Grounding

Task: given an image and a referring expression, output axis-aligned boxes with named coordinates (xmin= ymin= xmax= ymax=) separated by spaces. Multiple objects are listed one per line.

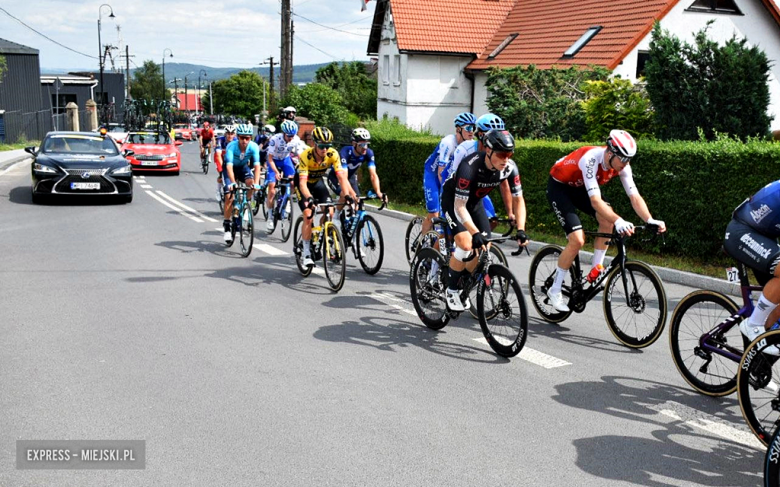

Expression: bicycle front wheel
xmin=356 ymin=215 xmax=384 ymax=275
xmin=478 ymin=264 xmax=528 ymax=358
xmin=202 ymin=158 xmax=209 ymax=175
xmin=293 ymin=216 xmax=312 ymax=277
xmin=603 ymin=261 xmax=667 ymax=348
xmin=669 ymin=290 xmax=743 ymax=396
xmin=409 ymin=247 xmax=450 ymax=330
xmin=239 ymin=206 xmax=254 ymax=257
xmin=738 ymin=330 xmax=780 ymax=447
xmin=765 ymin=425 xmax=780 ymax=485
xmin=528 ymin=245 xmax=573 ymax=323
xmin=261 ymin=189 xmax=269 ymax=220
xmin=323 ymin=223 xmax=346 ymax=292
xmin=405 ymin=216 xmax=424 ymax=264
xmin=469 ymin=244 xmax=508 ymax=320
xmin=280 ymin=196 xmax=294 ymax=243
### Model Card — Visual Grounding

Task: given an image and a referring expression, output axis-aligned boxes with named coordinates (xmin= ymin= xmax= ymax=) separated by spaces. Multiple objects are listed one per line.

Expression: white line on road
xmin=253 ymin=243 xmax=288 ymax=256
xmin=0 ymin=159 xmax=29 ymax=176
xmin=472 ymin=338 xmax=572 ymax=368
xmin=155 ymin=190 xmax=218 ymax=222
xmin=145 ymin=191 xmax=204 ymax=223
xmin=370 ymin=292 xmax=422 ymax=317
xmin=140 ymin=184 xmax=153 ymax=189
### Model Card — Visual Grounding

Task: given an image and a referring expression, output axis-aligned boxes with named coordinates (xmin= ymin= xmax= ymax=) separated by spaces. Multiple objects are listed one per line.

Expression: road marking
xmin=472 ymin=338 xmax=571 ymax=368
xmin=649 ymin=401 xmax=764 ymax=450
xmin=145 ymin=191 xmax=203 ymax=223
xmin=370 ymin=292 xmax=421 ymax=317
xmin=0 ymin=159 xmax=29 ymax=176
xmin=155 ymin=190 xmax=218 ymax=222
xmin=140 ymin=184 xmax=153 ymax=189
xmin=253 ymin=243 xmax=287 ymax=256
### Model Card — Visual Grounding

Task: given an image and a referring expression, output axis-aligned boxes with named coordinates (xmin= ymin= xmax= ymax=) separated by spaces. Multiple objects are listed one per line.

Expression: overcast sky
xmin=0 ymin=0 xmax=377 ymax=70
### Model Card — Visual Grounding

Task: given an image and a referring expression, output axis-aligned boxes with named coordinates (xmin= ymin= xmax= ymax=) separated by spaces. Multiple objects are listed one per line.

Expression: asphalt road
xmin=0 ymin=141 xmax=765 ymax=486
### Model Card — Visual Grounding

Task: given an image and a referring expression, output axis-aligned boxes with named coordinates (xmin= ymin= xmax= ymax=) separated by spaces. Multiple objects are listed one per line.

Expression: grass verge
xmin=0 ymin=140 xmax=39 ymax=151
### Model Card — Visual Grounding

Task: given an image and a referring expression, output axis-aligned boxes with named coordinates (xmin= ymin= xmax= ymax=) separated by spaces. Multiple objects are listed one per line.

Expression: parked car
xmin=173 ymin=124 xmax=194 ymax=141
xmin=122 ymin=131 xmax=182 ymax=175
xmin=213 ymin=125 xmax=227 ymax=138
xmin=28 ymin=131 xmax=134 ymax=204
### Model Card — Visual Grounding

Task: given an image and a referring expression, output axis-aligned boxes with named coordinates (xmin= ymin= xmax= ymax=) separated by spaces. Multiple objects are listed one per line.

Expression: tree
xmin=280 ymin=83 xmax=350 ymax=126
xmin=315 ymin=61 xmax=377 ymax=119
xmin=581 ymin=77 xmax=655 ymax=141
xmin=204 ymin=70 xmax=267 ymax=119
xmin=645 ymin=21 xmax=772 ymax=141
xmin=0 ymin=55 xmax=7 ymax=85
xmin=130 ymin=60 xmax=170 ymax=102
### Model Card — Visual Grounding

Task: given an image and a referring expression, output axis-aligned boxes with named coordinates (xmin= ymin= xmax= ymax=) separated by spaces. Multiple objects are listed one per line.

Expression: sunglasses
xmin=460 ymin=125 xmax=476 ymax=133
xmin=492 ymin=151 xmax=514 ymax=161
xmin=356 ymin=142 xmax=369 ymax=148
xmin=613 ymin=154 xmax=631 ymax=164
xmin=238 ymin=136 xmax=251 ymax=141
xmin=316 ymin=143 xmax=332 ymax=150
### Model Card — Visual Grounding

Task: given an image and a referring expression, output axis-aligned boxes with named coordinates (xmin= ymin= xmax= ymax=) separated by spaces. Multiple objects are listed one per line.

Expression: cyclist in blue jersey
xmin=222 ymin=124 xmax=262 ymax=244
xmin=421 ymin=112 xmax=476 ymax=238
xmin=255 ymin=124 xmax=275 ymax=163
xmin=265 ymin=120 xmax=307 ymax=232
xmin=328 ymin=128 xmax=386 ymax=223
xmin=214 ymin=124 xmax=237 ymax=203
xmin=724 ymin=180 xmax=780 ymax=350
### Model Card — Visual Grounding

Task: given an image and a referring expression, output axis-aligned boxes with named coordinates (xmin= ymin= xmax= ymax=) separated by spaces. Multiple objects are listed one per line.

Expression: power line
xmin=306 ymin=16 xmax=370 ymax=34
xmin=0 ymin=7 xmax=97 ymax=60
xmin=291 ymin=12 xmax=369 ymax=37
xmin=295 ymin=34 xmax=341 ymax=61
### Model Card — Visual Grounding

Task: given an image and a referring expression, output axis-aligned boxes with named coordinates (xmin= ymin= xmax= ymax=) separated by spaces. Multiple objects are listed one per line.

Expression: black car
xmin=28 ymin=131 xmax=134 ymax=204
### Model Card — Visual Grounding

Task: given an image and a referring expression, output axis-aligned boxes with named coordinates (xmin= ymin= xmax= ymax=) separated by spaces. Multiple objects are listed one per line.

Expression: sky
xmin=0 ymin=0 xmax=377 ymax=71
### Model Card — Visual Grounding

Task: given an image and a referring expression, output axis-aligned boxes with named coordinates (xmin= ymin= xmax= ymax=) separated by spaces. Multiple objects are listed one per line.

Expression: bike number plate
xmin=726 ymin=267 xmax=738 ymax=283
xmin=70 ymin=182 xmax=100 ymax=190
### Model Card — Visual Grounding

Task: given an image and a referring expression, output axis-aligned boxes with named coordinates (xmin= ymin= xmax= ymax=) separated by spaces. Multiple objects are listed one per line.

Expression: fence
xmin=1 ymin=109 xmax=52 ymax=144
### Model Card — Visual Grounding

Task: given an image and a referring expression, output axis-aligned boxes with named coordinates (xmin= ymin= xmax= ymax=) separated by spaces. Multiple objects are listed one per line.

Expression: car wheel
xmin=173 ymin=171 xmax=180 ymax=176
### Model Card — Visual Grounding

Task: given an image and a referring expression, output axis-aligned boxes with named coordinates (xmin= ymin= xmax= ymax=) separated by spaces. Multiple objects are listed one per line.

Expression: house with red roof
xmin=174 ymin=93 xmax=203 ymax=113
xmin=367 ymin=0 xmax=780 ymax=135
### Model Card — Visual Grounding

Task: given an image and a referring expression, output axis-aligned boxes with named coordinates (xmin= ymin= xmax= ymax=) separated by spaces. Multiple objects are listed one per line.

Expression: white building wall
xmin=473 ymin=72 xmax=491 ymax=118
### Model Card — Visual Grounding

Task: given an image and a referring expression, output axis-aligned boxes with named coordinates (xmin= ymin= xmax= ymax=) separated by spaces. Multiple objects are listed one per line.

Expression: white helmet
xmin=606 ymin=130 xmax=637 ymax=159
xmin=263 ymin=124 xmax=276 ymax=134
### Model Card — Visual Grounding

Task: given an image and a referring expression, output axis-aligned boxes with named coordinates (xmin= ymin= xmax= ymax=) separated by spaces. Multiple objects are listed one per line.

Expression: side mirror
xmin=123 ymin=149 xmax=135 ymax=158
xmin=24 ymin=146 xmax=38 ymax=155
xmin=175 ymin=140 xmax=183 ymax=146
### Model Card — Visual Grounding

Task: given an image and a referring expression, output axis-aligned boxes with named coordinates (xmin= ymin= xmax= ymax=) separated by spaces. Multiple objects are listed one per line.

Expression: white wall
xmin=473 ymin=72 xmax=490 ymax=118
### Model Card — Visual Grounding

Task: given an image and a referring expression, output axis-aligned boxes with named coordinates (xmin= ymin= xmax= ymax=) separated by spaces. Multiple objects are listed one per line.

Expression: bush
xmin=582 ymin=78 xmax=655 ymax=141
xmin=280 ymin=83 xmax=349 ymax=126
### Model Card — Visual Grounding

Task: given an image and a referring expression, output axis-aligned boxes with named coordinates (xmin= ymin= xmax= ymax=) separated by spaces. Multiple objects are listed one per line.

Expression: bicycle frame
xmin=274 ymin=178 xmax=293 ymax=219
xmin=342 ymin=196 xmax=386 ymax=249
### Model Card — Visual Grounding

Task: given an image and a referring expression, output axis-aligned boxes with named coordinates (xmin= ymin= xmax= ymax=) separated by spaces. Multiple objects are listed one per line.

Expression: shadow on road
xmin=527 ymin=315 xmax=641 ymax=355
xmin=8 ymin=186 xmax=127 ymax=206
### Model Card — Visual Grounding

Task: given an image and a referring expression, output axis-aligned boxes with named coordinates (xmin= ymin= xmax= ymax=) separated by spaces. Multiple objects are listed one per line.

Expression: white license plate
xmin=71 ymin=182 xmax=100 ymax=190
xmin=141 ymin=161 xmax=158 ymax=166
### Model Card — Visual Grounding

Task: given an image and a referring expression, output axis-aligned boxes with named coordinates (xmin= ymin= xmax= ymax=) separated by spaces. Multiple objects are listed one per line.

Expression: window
xmin=51 ymin=94 xmax=77 ymax=114
xmin=394 ymin=54 xmax=401 ymax=84
xmin=686 ymin=0 xmax=742 ymax=14
xmin=636 ymin=51 xmax=651 ymax=78
xmin=488 ymin=33 xmax=518 ymax=60
xmin=382 ymin=55 xmax=389 ymax=84
xmin=563 ymin=26 xmax=602 ymax=58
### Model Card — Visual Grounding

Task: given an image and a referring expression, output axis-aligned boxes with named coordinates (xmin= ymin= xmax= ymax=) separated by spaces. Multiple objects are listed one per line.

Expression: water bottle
xmin=587 ymin=264 xmax=605 ymax=283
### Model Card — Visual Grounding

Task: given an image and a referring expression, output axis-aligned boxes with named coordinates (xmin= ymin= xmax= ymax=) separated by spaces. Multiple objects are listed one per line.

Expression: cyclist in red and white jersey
xmin=545 ymin=130 xmax=666 ymax=312
xmin=199 ymin=121 xmax=215 ymax=161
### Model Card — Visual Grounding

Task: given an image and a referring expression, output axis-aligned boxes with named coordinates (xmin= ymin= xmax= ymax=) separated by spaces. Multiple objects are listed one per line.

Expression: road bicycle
xmin=201 ymin=145 xmax=211 ymax=175
xmin=737 ymin=328 xmax=780 ymax=447
xmin=669 ymin=261 xmax=756 ymax=396
xmin=292 ymin=201 xmax=348 ymax=292
xmin=528 ymin=225 xmax=667 ymax=348
xmin=405 ymin=216 xmax=424 ymax=264
xmin=225 ymin=182 xmax=254 ymax=258
xmin=409 ymin=231 xmax=528 ymax=358
xmin=340 ymin=192 xmax=387 ymax=275
xmin=264 ymin=177 xmax=294 ymax=242
xmin=764 ymin=420 xmax=780 ymax=485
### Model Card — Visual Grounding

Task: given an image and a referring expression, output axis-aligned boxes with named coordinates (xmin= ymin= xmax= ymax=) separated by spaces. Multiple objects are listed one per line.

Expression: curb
xmin=366 ymin=203 xmax=739 ymax=297
xmin=0 ymin=152 xmax=30 ymax=172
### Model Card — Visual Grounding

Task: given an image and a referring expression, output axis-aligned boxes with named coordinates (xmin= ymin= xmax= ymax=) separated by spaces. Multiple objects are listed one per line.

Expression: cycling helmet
xmin=263 ymin=124 xmax=276 ymax=134
xmin=203 ymin=121 xmax=210 ymax=128
xmin=283 ymin=106 xmax=296 ymax=114
xmin=454 ymin=112 xmax=477 ymax=127
xmin=236 ymin=124 xmax=253 ymax=136
xmin=281 ymin=120 xmax=298 ymax=136
xmin=476 ymin=113 xmax=505 ymax=132
xmin=483 ymin=129 xmax=515 ymax=153
xmin=312 ymin=126 xmax=334 ymax=144
xmin=224 ymin=124 xmax=236 ymax=133
xmin=606 ymin=129 xmax=637 ymax=159
xmin=351 ymin=128 xmax=371 ymax=142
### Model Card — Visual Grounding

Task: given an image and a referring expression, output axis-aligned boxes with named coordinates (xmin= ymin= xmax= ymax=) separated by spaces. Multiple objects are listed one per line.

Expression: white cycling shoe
xmin=266 ymin=218 xmax=275 ymax=233
xmin=302 ymin=254 xmax=315 ymax=268
xmin=740 ymin=321 xmax=780 ymax=356
xmin=446 ymin=289 xmax=466 ymax=312
xmin=546 ymin=289 xmax=570 ymax=313
xmin=223 ymin=230 xmax=233 ymax=244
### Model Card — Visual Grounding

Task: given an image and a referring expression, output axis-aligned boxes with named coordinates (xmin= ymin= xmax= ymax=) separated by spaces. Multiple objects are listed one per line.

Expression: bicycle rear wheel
xmin=252 ymin=188 xmax=262 ymax=216
xmin=602 ymin=261 xmax=667 ymax=348
xmin=738 ymin=330 xmax=780 ymax=447
xmin=280 ymin=196 xmax=294 ymax=243
xmin=356 ymin=215 xmax=384 ymax=275
xmin=478 ymin=264 xmax=528 ymax=358
xmin=528 ymin=245 xmax=573 ymax=323
xmin=323 ymin=223 xmax=346 ymax=292
xmin=409 ymin=248 xmax=450 ymax=330
xmin=765 ymin=424 xmax=780 ymax=485
xmin=469 ymin=245 xmax=508 ymax=319
xmin=266 ymin=192 xmax=278 ymax=234
xmin=261 ymin=189 xmax=269 ymax=220
xmin=405 ymin=216 xmax=424 ymax=264
xmin=669 ymin=290 xmax=743 ymax=396
xmin=202 ymin=156 xmax=209 ymax=174
xmin=293 ymin=216 xmax=312 ymax=277
xmin=239 ymin=206 xmax=254 ymax=257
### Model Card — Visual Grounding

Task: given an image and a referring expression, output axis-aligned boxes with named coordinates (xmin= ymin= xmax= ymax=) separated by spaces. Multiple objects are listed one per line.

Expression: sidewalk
xmin=368 ymin=204 xmax=738 ymax=297
xmin=0 ymin=149 xmax=30 ymax=171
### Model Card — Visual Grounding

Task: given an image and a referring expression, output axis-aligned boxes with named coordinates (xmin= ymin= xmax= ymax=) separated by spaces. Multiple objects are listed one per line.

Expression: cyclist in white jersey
xmin=265 ymin=120 xmax=307 ymax=232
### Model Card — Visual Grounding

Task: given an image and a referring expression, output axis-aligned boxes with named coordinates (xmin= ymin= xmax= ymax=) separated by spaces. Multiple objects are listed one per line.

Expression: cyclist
xmin=199 ymin=121 xmax=215 ymax=162
xmin=214 ymin=124 xmax=237 ymax=203
xmin=265 ymin=120 xmax=307 ymax=233
xmin=440 ymin=129 xmax=527 ymax=311
xmin=724 ymin=180 xmax=780 ymax=349
xmin=276 ymin=106 xmax=297 ymax=130
xmin=545 ymin=129 xmax=667 ymax=312
xmin=329 ymin=128 xmax=385 ymax=224
xmin=421 ymin=112 xmax=476 ymax=238
xmin=297 ymin=127 xmax=357 ymax=268
xmin=221 ymin=124 xmax=262 ymax=244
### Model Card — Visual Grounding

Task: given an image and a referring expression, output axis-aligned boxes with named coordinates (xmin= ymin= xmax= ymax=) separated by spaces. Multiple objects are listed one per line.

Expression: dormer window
xmin=563 ymin=26 xmax=602 ymax=58
xmin=686 ymin=0 xmax=743 ymax=14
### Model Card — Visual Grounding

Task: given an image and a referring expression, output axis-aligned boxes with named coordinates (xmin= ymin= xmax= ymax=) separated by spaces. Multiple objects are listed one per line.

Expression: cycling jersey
xmin=214 ymin=135 xmax=231 ymax=172
xmin=297 ymin=146 xmax=343 ymax=183
xmin=444 ymin=139 xmax=478 ymax=181
xmin=443 ymin=151 xmax=522 ymax=209
xmin=549 ymin=146 xmax=637 ymax=198
xmin=224 ymin=139 xmax=261 ymax=168
xmin=424 ymin=134 xmax=458 ymax=174
xmin=339 ymin=146 xmax=375 ymax=179
xmin=200 ymin=128 xmax=214 ymax=141
xmin=733 ymin=180 xmax=780 ymax=238
xmin=267 ymin=133 xmax=306 ymax=162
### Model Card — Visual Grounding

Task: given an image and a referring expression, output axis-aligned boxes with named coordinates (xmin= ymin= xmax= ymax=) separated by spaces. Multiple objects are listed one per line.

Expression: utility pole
xmin=119 ymin=45 xmax=134 ymax=98
xmin=261 ymin=56 xmax=278 ymax=116
xmin=209 ymin=82 xmax=213 ymax=115
xmin=171 ymin=78 xmax=181 ymax=109
xmin=280 ymin=0 xmax=292 ymax=98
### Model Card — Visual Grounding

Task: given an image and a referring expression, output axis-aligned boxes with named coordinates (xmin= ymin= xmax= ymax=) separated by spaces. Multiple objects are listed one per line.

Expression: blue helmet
xmin=476 ymin=113 xmax=505 ymax=132
xmin=236 ymin=124 xmax=253 ymax=136
xmin=454 ymin=112 xmax=476 ymax=127
xmin=281 ymin=120 xmax=298 ymax=136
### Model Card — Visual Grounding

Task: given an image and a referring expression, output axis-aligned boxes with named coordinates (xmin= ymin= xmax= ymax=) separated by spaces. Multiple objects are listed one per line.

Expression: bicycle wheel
xmin=266 ymin=192 xmax=278 ymax=234
xmin=239 ymin=206 xmax=254 ymax=257
xmin=280 ymin=196 xmax=294 ymax=243
xmin=252 ymin=188 xmax=262 ymax=216
xmin=478 ymin=264 xmax=528 ymax=358
xmin=669 ymin=290 xmax=743 ymax=396
xmin=405 ymin=216 xmax=424 ymax=264
xmin=765 ymin=425 xmax=780 ymax=485
xmin=469 ymin=244 xmax=508 ymax=320
xmin=218 ymin=188 xmax=225 ymax=214
xmin=602 ymin=261 xmax=667 ymax=348
xmin=293 ymin=216 xmax=312 ymax=277
xmin=202 ymin=159 xmax=209 ymax=175
xmin=356 ymin=215 xmax=384 ymax=275
xmin=261 ymin=189 xmax=269 ymax=221
xmin=323 ymin=223 xmax=346 ymax=292
xmin=738 ymin=330 xmax=780 ymax=447
xmin=528 ymin=245 xmax=574 ymax=323
xmin=409 ymin=247 xmax=450 ymax=330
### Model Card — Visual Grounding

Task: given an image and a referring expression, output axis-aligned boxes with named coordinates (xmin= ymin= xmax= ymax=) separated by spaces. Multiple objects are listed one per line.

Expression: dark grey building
xmin=71 ymin=71 xmax=125 ymax=122
xmin=41 ymin=74 xmax=97 ymax=131
xmin=0 ymin=38 xmax=49 ymax=144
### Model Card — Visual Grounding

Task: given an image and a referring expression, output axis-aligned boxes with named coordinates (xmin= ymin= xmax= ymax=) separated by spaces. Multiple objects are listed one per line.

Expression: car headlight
xmin=168 ymin=153 xmax=178 ymax=158
xmin=33 ymin=162 xmax=58 ymax=174
xmin=111 ymin=165 xmax=132 ymax=175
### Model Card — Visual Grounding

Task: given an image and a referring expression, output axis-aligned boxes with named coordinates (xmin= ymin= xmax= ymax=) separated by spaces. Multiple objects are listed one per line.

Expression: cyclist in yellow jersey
xmin=297 ymin=127 xmax=357 ymax=267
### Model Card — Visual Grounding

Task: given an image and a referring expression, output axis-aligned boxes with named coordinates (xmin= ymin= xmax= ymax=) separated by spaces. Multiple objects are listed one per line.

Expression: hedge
xmin=364 ymin=120 xmax=780 ymax=260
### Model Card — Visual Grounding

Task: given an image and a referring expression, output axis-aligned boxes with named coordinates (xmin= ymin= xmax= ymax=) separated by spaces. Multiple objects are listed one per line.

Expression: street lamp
xmin=162 ymin=48 xmax=173 ymax=102
xmin=198 ymin=69 xmax=207 ymax=114
xmin=97 ymin=3 xmax=115 ymax=125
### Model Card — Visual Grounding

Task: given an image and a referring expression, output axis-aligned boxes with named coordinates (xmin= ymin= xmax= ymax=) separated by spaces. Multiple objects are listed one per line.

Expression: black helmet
xmin=483 ymin=129 xmax=515 ymax=153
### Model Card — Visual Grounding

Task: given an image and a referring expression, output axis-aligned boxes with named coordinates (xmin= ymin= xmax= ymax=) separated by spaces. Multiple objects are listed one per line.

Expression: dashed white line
xmin=253 ymin=243 xmax=288 ymax=256
xmin=155 ymin=190 xmax=218 ymax=222
xmin=472 ymin=338 xmax=572 ymax=368
xmin=145 ymin=191 xmax=203 ymax=223
xmin=650 ymin=401 xmax=764 ymax=450
xmin=140 ymin=184 xmax=153 ymax=189
xmin=371 ymin=292 xmax=426 ymax=317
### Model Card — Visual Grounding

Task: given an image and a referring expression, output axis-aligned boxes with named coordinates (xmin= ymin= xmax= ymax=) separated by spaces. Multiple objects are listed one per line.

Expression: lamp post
xmin=198 ymin=69 xmax=207 ymax=115
xmin=161 ymin=48 xmax=173 ymax=102
xmin=97 ymin=3 xmax=115 ymax=125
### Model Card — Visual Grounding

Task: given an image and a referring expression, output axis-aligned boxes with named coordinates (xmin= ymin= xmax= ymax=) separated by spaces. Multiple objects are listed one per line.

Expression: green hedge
xmin=366 ymin=120 xmax=780 ymax=260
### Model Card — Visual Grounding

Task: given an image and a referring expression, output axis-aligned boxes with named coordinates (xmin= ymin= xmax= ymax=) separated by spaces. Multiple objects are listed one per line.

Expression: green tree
xmin=581 ymin=77 xmax=655 ymax=141
xmin=315 ymin=61 xmax=377 ymax=119
xmin=645 ymin=21 xmax=772 ymax=141
xmin=204 ymin=70 xmax=267 ymax=119
xmin=0 ymin=55 xmax=7 ymax=85
xmin=130 ymin=60 xmax=170 ymax=102
xmin=280 ymin=83 xmax=350 ymax=126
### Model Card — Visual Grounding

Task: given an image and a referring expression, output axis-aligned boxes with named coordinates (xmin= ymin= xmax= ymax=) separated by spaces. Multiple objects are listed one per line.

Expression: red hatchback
xmin=173 ymin=124 xmax=194 ymax=141
xmin=122 ymin=131 xmax=182 ymax=175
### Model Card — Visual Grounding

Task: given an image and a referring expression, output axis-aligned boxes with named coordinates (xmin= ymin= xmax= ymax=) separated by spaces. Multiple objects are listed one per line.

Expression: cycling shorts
xmin=201 ymin=138 xmax=213 ymax=148
xmin=724 ymin=219 xmax=780 ymax=286
xmin=295 ymin=177 xmax=331 ymax=211
xmin=327 ymin=170 xmax=359 ymax=197
xmin=265 ymin=156 xmax=296 ymax=184
xmin=546 ymin=176 xmax=609 ymax=235
xmin=423 ymin=169 xmax=442 ymax=213
xmin=441 ymin=196 xmax=491 ymax=239
xmin=222 ymin=164 xmax=254 ymax=190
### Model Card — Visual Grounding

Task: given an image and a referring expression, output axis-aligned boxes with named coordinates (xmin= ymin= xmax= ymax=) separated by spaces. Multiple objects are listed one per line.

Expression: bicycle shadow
xmin=526 ymin=315 xmax=641 ymax=355
xmin=155 ymin=238 xmax=246 ymax=259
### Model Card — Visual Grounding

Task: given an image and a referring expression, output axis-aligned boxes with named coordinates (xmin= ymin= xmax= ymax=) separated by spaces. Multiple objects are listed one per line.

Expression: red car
xmin=173 ymin=124 xmax=194 ymax=141
xmin=122 ymin=131 xmax=182 ymax=175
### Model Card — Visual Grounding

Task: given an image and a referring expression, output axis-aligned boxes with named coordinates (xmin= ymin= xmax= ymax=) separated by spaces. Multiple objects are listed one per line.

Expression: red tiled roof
xmin=468 ymin=0 xmax=677 ymax=70
xmin=175 ymin=94 xmax=202 ymax=111
xmin=391 ymin=0 xmax=516 ymax=54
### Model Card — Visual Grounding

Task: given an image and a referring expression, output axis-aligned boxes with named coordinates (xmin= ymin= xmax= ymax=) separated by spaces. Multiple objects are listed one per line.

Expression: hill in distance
xmin=132 ymin=62 xmax=332 ymax=86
